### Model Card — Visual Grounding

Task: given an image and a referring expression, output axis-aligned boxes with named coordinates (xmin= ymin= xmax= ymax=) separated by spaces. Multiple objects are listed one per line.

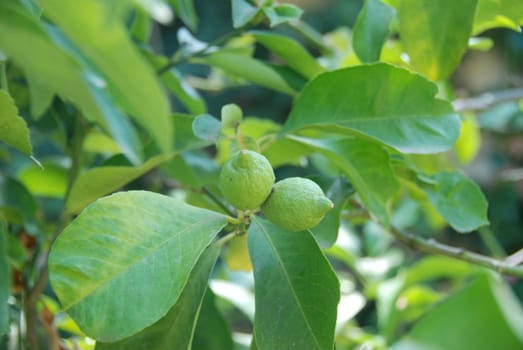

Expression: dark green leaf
xmin=37 ymin=0 xmax=173 ymax=153
xmin=420 ymin=172 xmax=489 ymax=233
xmin=0 ymin=221 xmax=9 ymax=336
xmin=289 ymin=136 xmax=400 ymax=225
xmin=0 ymin=176 xmax=37 ymax=224
xmin=171 ymin=0 xmax=198 ymax=30
xmin=96 ymin=243 xmax=221 ymax=350
xmin=66 ymin=154 xmax=172 ymax=214
xmin=203 ymin=50 xmax=296 ymax=95
xmin=192 ymin=289 xmax=234 ymax=350
xmin=248 ymin=217 xmax=339 ymax=350
xmin=391 ymin=273 xmax=523 ymax=350
xmin=0 ymin=90 xmax=32 ymax=156
xmin=399 ymin=0 xmax=478 ymax=81
xmin=353 ymin=0 xmax=395 ymax=63
xmin=49 ymin=191 xmax=227 ymax=341
xmin=283 ymin=63 xmax=461 ymax=154
xmin=250 ymin=30 xmax=324 ymax=79
xmin=192 ymin=114 xmax=222 ymax=142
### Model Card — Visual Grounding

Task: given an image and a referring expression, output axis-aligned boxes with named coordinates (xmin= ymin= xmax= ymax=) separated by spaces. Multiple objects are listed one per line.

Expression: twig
xmin=157 ymin=29 xmax=244 ymax=75
xmin=453 ymin=88 xmax=523 ymax=112
xmin=506 ymin=248 xmax=523 ymax=267
xmin=390 ymin=227 xmax=523 ymax=279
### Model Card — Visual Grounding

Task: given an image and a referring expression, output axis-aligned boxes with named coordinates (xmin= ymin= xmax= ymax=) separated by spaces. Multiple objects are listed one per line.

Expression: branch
xmin=390 ymin=227 xmax=523 ymax=279
xmin=453 ymin=88 xmax=523 ymax=112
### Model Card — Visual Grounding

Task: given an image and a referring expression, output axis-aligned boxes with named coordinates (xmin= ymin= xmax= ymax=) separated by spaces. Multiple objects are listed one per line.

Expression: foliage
xmin=1 ymin=0 xmax=523 ymax=349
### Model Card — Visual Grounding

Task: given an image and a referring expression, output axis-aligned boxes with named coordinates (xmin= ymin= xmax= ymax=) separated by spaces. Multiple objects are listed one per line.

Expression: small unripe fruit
xmin=220 ymin=150 xmax=275 ymax=210
xmin=262 ymin=177 xmax=333 ymax=232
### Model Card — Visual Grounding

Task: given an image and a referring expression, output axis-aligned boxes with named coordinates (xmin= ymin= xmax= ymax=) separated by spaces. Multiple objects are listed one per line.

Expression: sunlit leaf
xmin=49 ymin=191 xmax=227 ymax=341
xmin=0 ymin=90 xmax=32 ymax=156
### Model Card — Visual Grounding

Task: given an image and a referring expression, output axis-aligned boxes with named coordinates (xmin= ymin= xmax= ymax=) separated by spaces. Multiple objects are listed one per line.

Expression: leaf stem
xmin=157 ymin=29 xmax=244 ymax=75
xmin=390 ymin=227 xmax=523 ymax=279
xmin=201 ymin=186 xmax=236 ymax=217
xmin=217 ymin=229 xmax=242 ymax=246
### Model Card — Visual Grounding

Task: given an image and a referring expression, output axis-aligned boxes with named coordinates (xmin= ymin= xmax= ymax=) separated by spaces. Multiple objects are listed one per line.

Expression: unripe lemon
xmin=220 ymin=150 xmax=275 ymax=210
xmin=262 ymin=177 xmax=333 ymax=232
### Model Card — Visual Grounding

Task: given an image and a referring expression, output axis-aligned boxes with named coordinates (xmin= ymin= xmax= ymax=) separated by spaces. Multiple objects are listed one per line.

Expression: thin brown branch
xmin=390 ymin=227 xmax=523 ymax=279
xmin=453 ymin=88 xmax=523 ymax=112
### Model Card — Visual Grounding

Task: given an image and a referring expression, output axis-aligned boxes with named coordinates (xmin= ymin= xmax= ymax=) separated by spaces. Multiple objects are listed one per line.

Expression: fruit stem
xmin=217 ymin=229 xmax=242 ymax=246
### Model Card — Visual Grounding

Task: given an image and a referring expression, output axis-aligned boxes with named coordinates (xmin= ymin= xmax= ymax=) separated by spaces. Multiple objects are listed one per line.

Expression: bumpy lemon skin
xmin=219 ymin=150 xmax=275 ymax=210
xmin=261 ymin=177 xmax=333 ymax=232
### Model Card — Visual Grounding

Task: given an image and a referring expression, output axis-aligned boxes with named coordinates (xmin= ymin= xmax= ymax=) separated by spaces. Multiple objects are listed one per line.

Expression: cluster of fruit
xmin=219 ymin=150 xmax=333 ymax=232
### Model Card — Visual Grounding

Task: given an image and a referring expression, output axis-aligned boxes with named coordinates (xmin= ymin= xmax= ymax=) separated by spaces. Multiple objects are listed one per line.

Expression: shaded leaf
xmin=250 ymin=30 xmax=324 ymax=79
xmin=289 ymin=135 xmax=400 ymax=225
xmin=192 ymin=289 xmax=234 ymax=350
xmin=66 ymin=154 xmax=172 ymax=214
xmin=96 ymin=243 xmax=221 ymax=350
xmin=420 ymin=172 xmax=489 ymax=233
xmin=0 ymin=90 xmax=32 ymax=156
xmin=161 ymin=68 xmax=206 ymax=115
xmin=49 ymin=191 xmax=227 ymax=341
xmin=0 ymin=176 xmax=37 ymax=224
xmin=26 ymin=74 xmax=54 ymax=119
xmin=474 ymin=0 xmax=523 ymax=34
xmin=192 ymin=114 xmax=222 ymax=142
xmin=170 ymin=0 xmax=198 ymax=30
xmin=203 ymin=50 xmax=295 ymax=95
xmin=391 ymin=273 xmax=523 ymax=350
xmin=248 ymin=217 xmax=339 ymax=350
xmin=399 ymin=0 xmax=478 ymax=81
xmin=37 ymin=0 xmax=173 ymax=153
xmin=232 ymin=0 xmax=262 ymax=28
xmin=283 ymin=63 xmax=461 ymax=154
xmin=353 ymin=0 xmax=395 ymax=63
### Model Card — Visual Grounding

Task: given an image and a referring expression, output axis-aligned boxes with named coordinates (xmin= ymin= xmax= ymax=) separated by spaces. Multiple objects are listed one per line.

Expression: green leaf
xmin=288 ymin=136 xmax=400 ymax=225
xmin=170 ymin=0 xmax=198 ymax=30
xmin=474 ymin=0 xmax=523 ymax=34
xmin=203 ymin=50 xmax=296 ymax=95
xmin=174 ymin=114 xmax=215 ymax=152
xmin=49 ymin=191 xmax=227 ymax=341
xmin=66 ymin=154 xmax=172 ymax=214
xmin=37 ymin=0 xmax=173 ymax=153
xmin=192 ymin=289 xmax=234 ymax=350
xmin=232 ymin=0 xmax=262 ymax=28
xmin=26 ymin=74 xmax=54 ymax=119
xmin=248 ymin=217 xmax=340 ymax=350
xmin=0 ymin=221 xmax=9 ymax=336
xmin=250 ymin=30 xmax=324 ymax=79
xmin=283 ymin=63 xmax=461 ymax=154
xmin=192 ymin=114 xmax=222 ymax=142
xmin=391 ymin=273 xmax=523 ymax=350
xmin=262 ymin=4 xmax=303 ymax=27
xmin=0 ymin=90 xmax=32 ymax=156
xmin=96 ymin=243 xmax=221 ymax=350
xmin=353 ymin=0 xmax=395 ymax=63
xmin=419 ymin=172 xmax=489 ymax=233
xmin=0 ymin=3 xmax=142 ymax=163
xmin=398 ymin=0 xmax=478 ymax=81
xmin=0 ymin=176 xmax=37 ymax=224
xmin=161 ymin=68 xmax=206 ymax=115
xmin=18 ymin=163 xmax=68 ymax=198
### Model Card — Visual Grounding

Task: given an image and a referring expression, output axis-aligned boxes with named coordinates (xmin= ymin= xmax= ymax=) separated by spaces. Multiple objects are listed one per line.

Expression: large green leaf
xmin=96 ymin=243 xmax=221 ymax=350
xmin=248 ymin=217 xmax=339 ymax=350
xmin=420 ymin=172 xmax=489 ymax=233
xmin=391 ymin=272 xmax=523 ymax=350
xmin=282 ymin=64 xmax=461 ymax=154
xmin=353 ymin=0 xmax=395 ymax=63
xmin=0 ymin=2 xmax=142 ymax=163
xmin=288 ymin=135 xmax=400 ymax=225
xmin=192 ymin=289 xmax=234 ymax=350
xmin=37 ymin=0 xmax=172 ymax=153
xmin=250 ymin=31 xmax=324 ymax=79
xmin=49 ymin=191 xmax=227 ymax=341
xmin=0 ymin=90 xmax=32 ymax=156
xmin=398 ymin=0 xmax=478 ymax=81
xmin=65 ymin=154 xmax=172 ymax=214
xmin=203 ymin=50 xmax=296 ymax=95
xmin=0 ymin=221 xmax=9 ymax=336
xmin=474 ymin=0 xmax=523 ymax=34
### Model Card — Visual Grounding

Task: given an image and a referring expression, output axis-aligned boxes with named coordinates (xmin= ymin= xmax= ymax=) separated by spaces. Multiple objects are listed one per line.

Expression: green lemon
xmin=220 ymin=150 xmax=275 ymax=210
xmin=261 ymin=177 xmax=333 ymax=232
